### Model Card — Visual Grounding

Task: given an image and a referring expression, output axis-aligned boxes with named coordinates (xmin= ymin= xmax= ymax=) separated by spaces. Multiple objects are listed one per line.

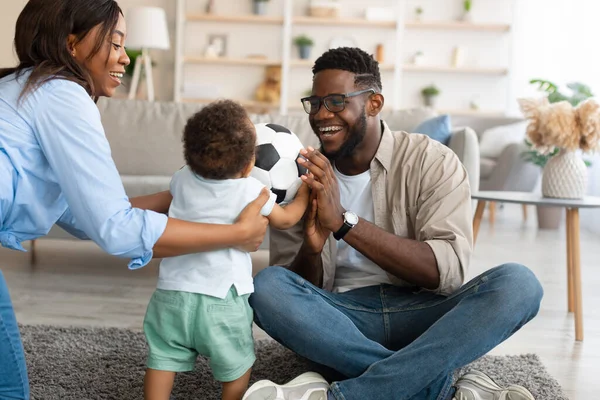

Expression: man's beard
xmin=320 ymin=110 xmax=367 ymax=161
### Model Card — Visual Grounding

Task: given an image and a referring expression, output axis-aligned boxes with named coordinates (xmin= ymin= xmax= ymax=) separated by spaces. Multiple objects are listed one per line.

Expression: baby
xmin=142 ymin=100 xmax=309 ymax=400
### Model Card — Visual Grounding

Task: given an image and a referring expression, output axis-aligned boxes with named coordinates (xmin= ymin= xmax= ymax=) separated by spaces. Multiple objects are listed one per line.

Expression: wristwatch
xmin=333 ymin=211 xmax=359 ymax=241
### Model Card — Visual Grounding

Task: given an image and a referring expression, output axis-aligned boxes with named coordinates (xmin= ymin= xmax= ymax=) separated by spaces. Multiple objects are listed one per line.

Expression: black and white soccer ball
xmin=251 ymin=123 xmax=308 ymax=204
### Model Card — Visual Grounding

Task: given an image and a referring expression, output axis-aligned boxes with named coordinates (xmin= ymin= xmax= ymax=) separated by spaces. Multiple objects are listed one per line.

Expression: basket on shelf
xmin=309 ymin=1 xmax=340 ymax=18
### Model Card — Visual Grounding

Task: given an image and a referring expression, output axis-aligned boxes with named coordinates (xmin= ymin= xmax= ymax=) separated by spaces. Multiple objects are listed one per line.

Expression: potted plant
xmin=421 ymin=84 xmax=440 ymax=107
xmin=415 ymin=6 xmax=423 ymax=21
xmin=294 ymin=35 xmax=314 ymax=60
xmin=252 ymin=0 xmax=269 ymax=15
xmin=461 ymin=0 xmax=473 ymax=22
xmin=519 ymin=83 xmax=599 ymax=200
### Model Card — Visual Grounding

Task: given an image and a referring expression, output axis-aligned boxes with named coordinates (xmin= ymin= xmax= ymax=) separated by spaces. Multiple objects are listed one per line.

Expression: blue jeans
xmin=249 ymin=263 xmax=543 ymax=400
xmin=0 ymin=270 xmax=29 ymax=400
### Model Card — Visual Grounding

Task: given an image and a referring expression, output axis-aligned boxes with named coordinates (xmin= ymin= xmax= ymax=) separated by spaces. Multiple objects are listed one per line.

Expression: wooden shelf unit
xmin=186 ymin=13 xmax=284 ymax=24
xmin=404 ymin=21 xmax=510 ymax=32
xmin=403 ymin=65 xmax=509 ymax=75
xmin=175 ymin=0 xmax=515 ymax=115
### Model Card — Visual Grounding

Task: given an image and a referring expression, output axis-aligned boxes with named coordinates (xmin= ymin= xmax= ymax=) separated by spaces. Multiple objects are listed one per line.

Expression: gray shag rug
xmin=20 ymin=325 xmax=568 ymax=400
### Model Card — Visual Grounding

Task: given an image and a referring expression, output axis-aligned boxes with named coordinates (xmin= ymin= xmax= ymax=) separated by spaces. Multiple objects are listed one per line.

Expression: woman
xmin=0 ymin=1 xmax=270 ymax=398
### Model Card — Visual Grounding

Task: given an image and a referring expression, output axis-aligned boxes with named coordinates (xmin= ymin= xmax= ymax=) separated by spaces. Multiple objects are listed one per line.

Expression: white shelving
xmin=403 ymin=65 xmax=509 ymax=75
xmin=404 ymin=20 xmax=511 ymax=32
xmin=174 ymin=0 xmax=515 ymax=116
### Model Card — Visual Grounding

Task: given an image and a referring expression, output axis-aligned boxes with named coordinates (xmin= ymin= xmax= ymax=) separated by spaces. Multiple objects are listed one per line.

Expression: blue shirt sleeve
xmin=32 ymin=80 xmax=168 ymax=269
xmin=56 ymin=207 xmax=89 ymax=240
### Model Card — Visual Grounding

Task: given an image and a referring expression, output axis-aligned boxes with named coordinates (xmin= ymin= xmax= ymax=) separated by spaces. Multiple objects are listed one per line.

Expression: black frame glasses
xmin=300 ymin=88 xmax=376 ymax=115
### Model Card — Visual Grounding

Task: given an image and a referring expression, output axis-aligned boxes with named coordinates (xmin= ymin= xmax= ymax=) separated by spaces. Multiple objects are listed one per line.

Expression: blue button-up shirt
xmin=0 ymin=71 xmax=168 ymax=269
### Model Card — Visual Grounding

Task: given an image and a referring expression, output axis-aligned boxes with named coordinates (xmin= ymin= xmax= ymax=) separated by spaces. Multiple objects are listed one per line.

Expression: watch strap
xmin=333 ymin=221 xmax=352 ymax=241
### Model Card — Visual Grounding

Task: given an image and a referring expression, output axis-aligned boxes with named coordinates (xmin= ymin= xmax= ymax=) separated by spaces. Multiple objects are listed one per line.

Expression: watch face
xmin=345 ymin=211 xmax=359 ymax=225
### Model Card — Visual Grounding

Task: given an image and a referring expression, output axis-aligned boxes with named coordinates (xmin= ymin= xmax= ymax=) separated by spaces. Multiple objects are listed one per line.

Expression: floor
xmin=1 ymin=204 xmax=599 ymax=399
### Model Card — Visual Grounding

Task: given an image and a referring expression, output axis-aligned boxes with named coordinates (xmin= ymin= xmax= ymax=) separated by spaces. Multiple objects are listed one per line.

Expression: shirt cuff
xmin=128 ymin=211 xmax=168 ymax=270
xmin=424 ymin=239 xmax=464 ymax=296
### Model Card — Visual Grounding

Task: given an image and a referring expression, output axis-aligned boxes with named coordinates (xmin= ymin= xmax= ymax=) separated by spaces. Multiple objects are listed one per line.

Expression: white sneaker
xmin=242 ymin=372 xmax=329 ymax=400
xmin=454 ymin=370 xmax=535 ymax=400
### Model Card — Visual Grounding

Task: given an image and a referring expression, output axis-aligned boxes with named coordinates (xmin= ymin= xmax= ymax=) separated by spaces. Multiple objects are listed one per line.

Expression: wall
xmin=0 ymin=0 xmax=176 ymax=101
xmin=0 ymin=0 xmax=28 ymax=68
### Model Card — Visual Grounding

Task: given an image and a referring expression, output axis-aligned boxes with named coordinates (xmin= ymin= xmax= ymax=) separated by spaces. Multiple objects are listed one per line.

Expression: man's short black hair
xmin=183 ymin=100 xmax=255 ymax=180
xmin=312 ymin=47 xmax=382 ymax=92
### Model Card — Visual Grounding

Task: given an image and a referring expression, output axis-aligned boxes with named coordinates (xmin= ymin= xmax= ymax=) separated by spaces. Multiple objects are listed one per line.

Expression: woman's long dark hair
xmin=0 ymin=0 xmax=121 ymax=99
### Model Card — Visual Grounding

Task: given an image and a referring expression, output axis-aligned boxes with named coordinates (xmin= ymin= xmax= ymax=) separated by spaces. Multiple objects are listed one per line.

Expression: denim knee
xmin=249 ymin=266 xmax=293 ymax=310
xmin=490 ymin=263 xmax=544 ymax=315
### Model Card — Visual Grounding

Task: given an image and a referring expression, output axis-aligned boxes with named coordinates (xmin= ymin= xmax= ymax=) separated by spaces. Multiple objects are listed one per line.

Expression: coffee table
xmin=471 ymin=191 xmax=600 ymax=341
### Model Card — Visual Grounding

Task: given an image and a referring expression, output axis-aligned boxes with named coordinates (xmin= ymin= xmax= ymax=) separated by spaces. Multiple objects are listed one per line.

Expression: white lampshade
xmin=125 ymin=7 xmax=170 ymax=50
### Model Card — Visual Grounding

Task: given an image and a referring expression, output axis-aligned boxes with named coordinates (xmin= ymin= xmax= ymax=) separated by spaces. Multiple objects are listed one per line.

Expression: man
xmin=243 ymin=47 xmax=543 ymax=400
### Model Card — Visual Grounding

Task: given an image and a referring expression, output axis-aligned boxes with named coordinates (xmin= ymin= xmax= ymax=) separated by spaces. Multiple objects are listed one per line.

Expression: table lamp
xmin=125 ymin=7 xmax=170 ymax=101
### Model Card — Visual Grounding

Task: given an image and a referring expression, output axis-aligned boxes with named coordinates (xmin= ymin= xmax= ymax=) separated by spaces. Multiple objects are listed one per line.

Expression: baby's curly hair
xmin=183 ymin=100 xmax=256 ymax=179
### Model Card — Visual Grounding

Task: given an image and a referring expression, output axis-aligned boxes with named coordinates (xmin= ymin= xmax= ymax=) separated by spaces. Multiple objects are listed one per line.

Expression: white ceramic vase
xmin=542 ymin=150 xmax=588 ymax=199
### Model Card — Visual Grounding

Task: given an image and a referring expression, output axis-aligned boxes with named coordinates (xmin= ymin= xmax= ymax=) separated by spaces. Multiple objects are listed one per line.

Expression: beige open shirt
xmin=269 ymin=121 xmax=473 ymax=296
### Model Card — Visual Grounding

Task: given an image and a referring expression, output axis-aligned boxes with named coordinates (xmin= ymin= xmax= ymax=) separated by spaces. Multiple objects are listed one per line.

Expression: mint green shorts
xmin=143 ymin=287 xmax=255 ymax=382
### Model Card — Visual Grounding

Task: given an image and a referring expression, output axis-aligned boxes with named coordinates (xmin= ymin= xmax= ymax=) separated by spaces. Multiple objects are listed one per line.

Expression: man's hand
xmin=298 ymin=147 xmax=345 ymax=233
xmin=303 ymin=190 xmax=330 ymax=254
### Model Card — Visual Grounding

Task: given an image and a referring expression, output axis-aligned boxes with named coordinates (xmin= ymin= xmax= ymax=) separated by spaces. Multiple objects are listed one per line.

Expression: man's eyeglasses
xmin=300 ymin=89 xmax=376 ymax=115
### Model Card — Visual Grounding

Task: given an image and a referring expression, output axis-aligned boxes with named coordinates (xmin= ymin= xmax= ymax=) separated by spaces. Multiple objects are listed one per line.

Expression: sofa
xmin=452 ymin=115 xmax=540 ymax=193
xmin=36 ymin=98 xmax=481 ymax=268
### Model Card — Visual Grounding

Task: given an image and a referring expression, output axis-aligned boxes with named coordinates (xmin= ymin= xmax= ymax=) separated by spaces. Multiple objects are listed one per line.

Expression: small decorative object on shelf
xmin=451 ymin=46 xmax=465 ymax=67
xmin=255 ymin=65 xmax=282 ymax=104
xmin=204 ymin=34 xmax=227 ymax=58
xmin=415 ymin=6 xmax=423 ymax=21
xmin=205 ymin=0 xmax=215 ymax=14
xmin=461 ymin=0 xmax=473 ymax=22
xmin=518 ymin=94 xmax=600 ymax=199
xmin=293 ymin=34 xmax=314 ymax=60
xmin=309 ymin=0 xmax=340 ymax=18
xmin=375 ymin=44 xmax=385 ymax=63
xmin=421 ymin=84 xmax=440 ymax=107
xmin=412 ymin=51 xmax=424 ymax=65
xmin=252 ymin=0 xmax=270 ymax=16
xmin=469 ymin=97 xmax=480 ymax=111
xmin=365 ymin=7 xmax=396 ymax=22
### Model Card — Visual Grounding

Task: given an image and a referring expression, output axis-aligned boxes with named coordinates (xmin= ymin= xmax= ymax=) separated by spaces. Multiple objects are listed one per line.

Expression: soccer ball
xmin=251 ymin=123 xmax=308 ymax=204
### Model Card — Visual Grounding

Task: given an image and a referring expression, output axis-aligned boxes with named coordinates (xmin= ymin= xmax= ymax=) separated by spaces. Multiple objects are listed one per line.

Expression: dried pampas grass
xmin=518 ymin=96 xmax=600 ymax=154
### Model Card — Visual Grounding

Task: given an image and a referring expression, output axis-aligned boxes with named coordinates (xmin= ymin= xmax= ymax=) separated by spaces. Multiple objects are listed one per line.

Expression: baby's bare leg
xmin=144 ymin=368 xmax=176 ymax=400
xmin=222 ymin=368 xmax=252 ymax=400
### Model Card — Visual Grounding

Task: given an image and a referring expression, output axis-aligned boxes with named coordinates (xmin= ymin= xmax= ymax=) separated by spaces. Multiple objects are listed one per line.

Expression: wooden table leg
xmin=522 ymin=204 xmax=528 ymax=221
xmin=566 ymin=209 xmax=574 ymax=313
xmin=567 ymin=208 xmax=583 ymax=341
xmin=472 ymin=200 xmax=486 ymax=245
xmin=488 ymin=201 xmax=496 ymax=227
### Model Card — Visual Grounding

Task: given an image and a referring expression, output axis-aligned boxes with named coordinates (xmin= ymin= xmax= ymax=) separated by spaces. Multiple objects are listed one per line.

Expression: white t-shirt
xmin=157 ymin=166 xmax=277 ymax=299
xmin=332 ymin=165 xmax=392 ymax=293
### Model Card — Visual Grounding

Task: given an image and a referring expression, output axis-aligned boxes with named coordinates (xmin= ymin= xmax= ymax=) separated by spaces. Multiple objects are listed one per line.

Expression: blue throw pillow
xmin=413 ymin=115 xmax=452 ymax=145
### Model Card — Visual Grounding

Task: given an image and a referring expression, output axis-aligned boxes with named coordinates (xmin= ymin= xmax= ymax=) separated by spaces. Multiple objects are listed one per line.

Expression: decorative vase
xmin=253 ymin=1 xmax=267 ymax=15
xmin=299 ymin=45 xmax=312 ymax=60
xmin=542 ymin=150 xmax=588 ymax=199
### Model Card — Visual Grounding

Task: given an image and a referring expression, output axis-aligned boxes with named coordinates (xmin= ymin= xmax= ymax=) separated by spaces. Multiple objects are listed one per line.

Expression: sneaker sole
xmin=457 ymin=371 xmax=534 ymax=400
xmin=243 ymin=372 xmax=329 ymax=400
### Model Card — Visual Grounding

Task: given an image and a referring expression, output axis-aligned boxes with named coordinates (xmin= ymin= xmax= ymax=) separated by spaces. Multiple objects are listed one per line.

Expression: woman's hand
xmin=234 ymin=188 xmax=270 ymax=252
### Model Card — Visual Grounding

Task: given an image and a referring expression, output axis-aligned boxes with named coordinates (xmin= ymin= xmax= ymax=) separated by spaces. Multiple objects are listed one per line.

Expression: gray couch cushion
xmin=97 ymin=98 xmax=202 ymax=176
xmin=480 ymin=157 xmax=497 ymax=179
xmin=381 ymin=108 xmax=438 ymax=132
